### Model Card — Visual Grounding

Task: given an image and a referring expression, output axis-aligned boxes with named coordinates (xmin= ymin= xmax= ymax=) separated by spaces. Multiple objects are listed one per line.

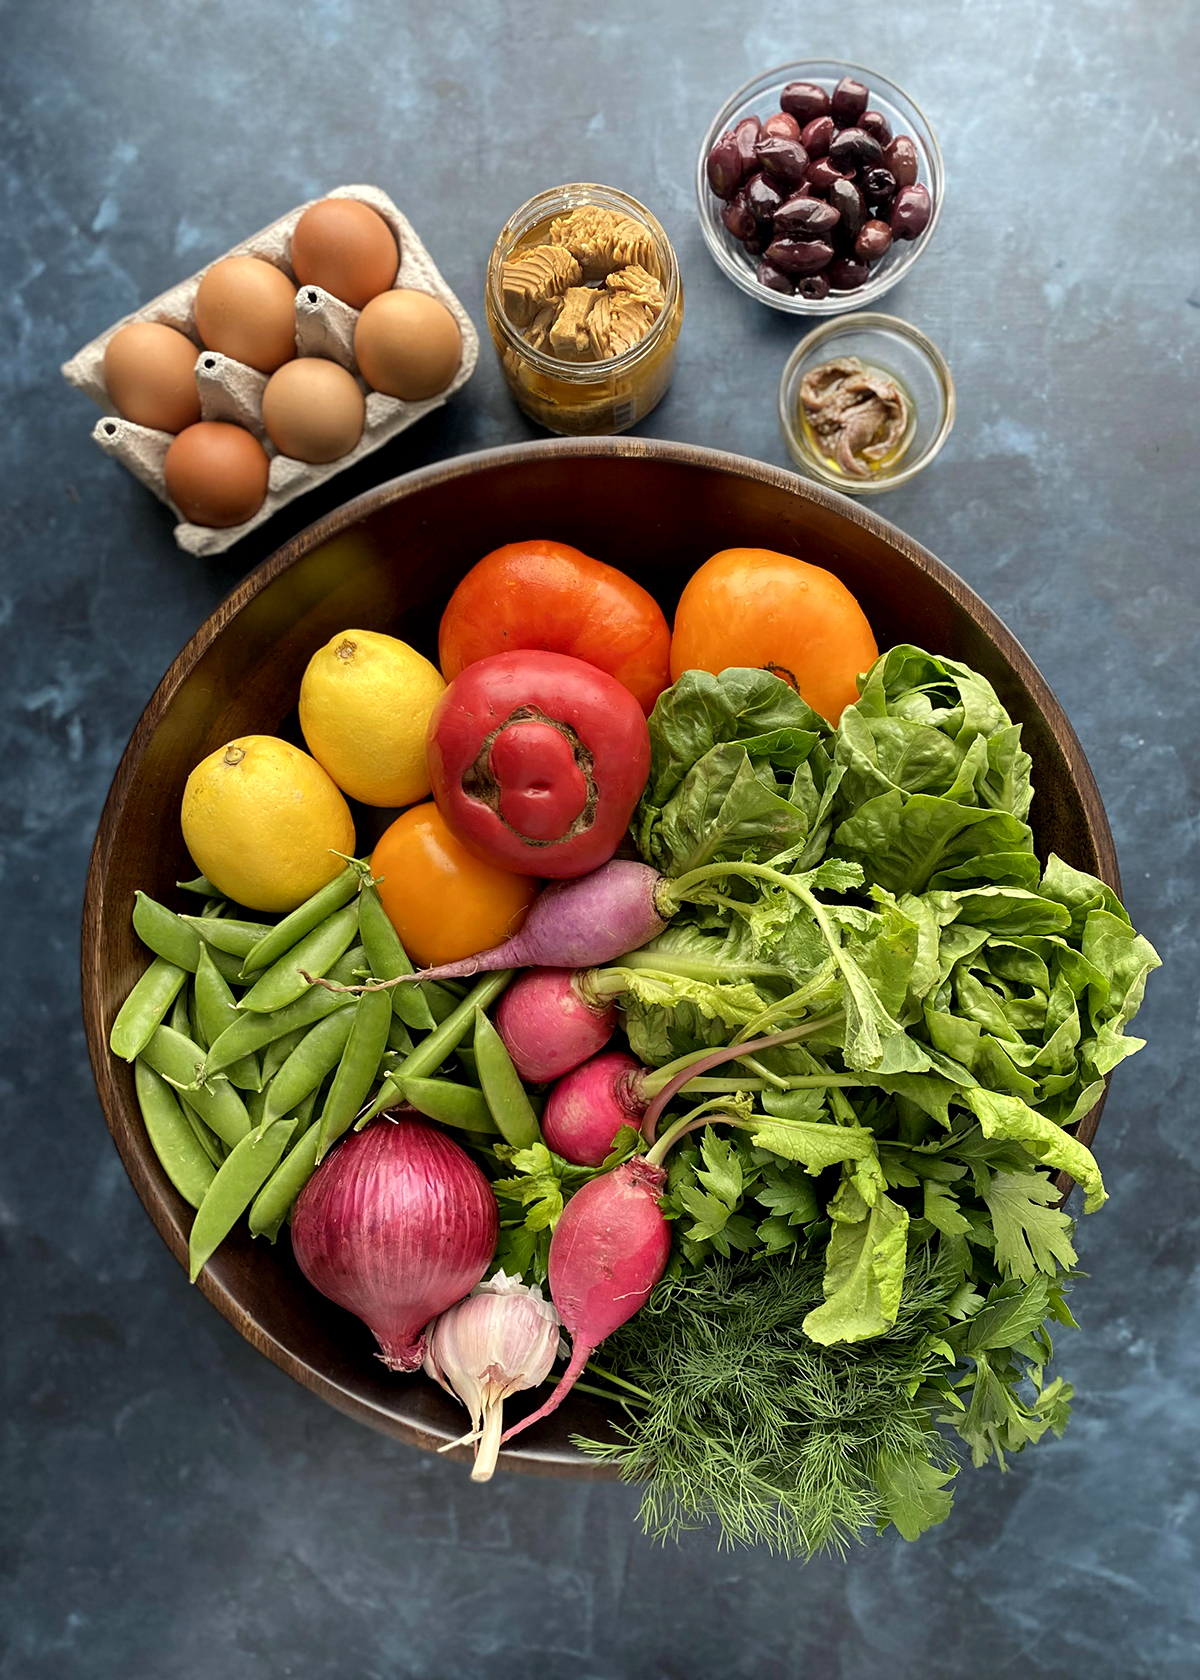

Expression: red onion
xmin=291 ymin=1110 xmax=498 ymax=1371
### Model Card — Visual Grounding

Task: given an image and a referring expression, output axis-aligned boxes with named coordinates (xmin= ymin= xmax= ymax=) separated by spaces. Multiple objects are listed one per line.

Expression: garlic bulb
xmin=424 ymin=1271 xmax=561 ymax=1481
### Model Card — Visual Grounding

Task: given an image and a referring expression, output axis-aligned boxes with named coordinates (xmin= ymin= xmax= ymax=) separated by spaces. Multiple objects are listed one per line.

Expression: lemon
xmin=298 ymin=629 xmax=446 ymax=808
xmin=181 ymin=735 xmax=355 ymax=912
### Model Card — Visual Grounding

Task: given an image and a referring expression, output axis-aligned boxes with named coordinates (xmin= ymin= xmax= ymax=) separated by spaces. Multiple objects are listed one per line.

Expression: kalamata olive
xmin=780 ymin=81 xmax=829 ymax=125
xmin=773 ymin=194 xmax=840 ymax=240
xmin=796 ymin=274 xmax=831 ymax=300
xmin=862 ymin=167 xmax=897 ymax=202
xmin=763 ymin=111 xmax=801 ymax=141
xmin=830 ymin=77 xmax=869 ymax=125
xmin=882 ymin=134 xmax=919 ymax=187
xmin=829 ymin=127 xmax=883 ymax=171
xmin=706 ymin=129 xmax=744 ymax=200
xmin=855 ymin=219 xmax=893 ymax=262
xmin=756 ymin=259 xmax=796 ymax=295
xmin=720 ymin=191 xmax=757 ymax=242
xmin=799 ymin=115 xmax=835 ymax=158
xmin=764 ymin=237 xmax=834 ymax=276
xmin=891 ymin=182 xmax=932 ymax=240
xmin=827 ymin=254 xmax=870 ymax=290
xmin=743 ymin=170 xmax=785 ymax=220
xmin=805 ymin=157 xmax=850 ymax=195
xmin=754 ymin=136 xmax=810 ymax=189
xmin=828 ymin=177 xmax=866 ymax=238
xmin=859 ymin=110 xmax=893 ymax=146
xmin=734 ymin=115 xmax=763 ymax=175
xmin=744 ymin=236 xmax=764 ymax=256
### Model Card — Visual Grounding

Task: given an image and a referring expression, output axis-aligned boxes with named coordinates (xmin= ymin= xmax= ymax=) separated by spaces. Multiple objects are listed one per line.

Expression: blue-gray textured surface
xmin=2 ymin=0 xmax=1197 ymax=1674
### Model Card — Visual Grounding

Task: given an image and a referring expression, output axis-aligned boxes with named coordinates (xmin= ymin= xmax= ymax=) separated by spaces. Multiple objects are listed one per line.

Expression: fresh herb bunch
xmin=575 ymin=1241 xmax=1075 ymax=1557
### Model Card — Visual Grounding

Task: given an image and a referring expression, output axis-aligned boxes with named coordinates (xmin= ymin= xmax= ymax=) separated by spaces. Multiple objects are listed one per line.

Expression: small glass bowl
xmin=696 ymin=59 xmax=943 ymax=317
xmin=778 ymin=313 xmax=954 ymax=493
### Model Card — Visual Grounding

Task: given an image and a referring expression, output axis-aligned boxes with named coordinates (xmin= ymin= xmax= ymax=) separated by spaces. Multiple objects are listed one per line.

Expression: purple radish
xmin=500 ymin=1157 xmax=671 ymax=1445
xmin=542 ymin=1049 xmax=646 ymax=1165
xmin=385 ymin=860 xmax=668 ymax=984
xmin=495 ymin=968 xmax=616 ymax=1082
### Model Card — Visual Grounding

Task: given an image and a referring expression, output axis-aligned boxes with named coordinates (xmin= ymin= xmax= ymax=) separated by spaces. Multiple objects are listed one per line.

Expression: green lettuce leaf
xmin=802 ymin=1189 xmax=909 ymax=1344
xmin=965 ymin=1088 xmax=1107 ymax=1211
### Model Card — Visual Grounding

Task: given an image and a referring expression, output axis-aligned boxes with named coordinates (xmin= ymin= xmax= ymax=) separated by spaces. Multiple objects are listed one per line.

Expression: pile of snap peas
xmin=109 ymin=859 xmax=542 ymax=1283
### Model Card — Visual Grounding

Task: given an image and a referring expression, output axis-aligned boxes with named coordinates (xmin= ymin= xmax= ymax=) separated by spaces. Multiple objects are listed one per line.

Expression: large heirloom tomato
xmin=426 ymin=650 xmax=650 ymax=878
xmin=438 ymin=539 xmax=672 ymax=715
xmin=669 ymin=547 xmax=878 ymax=724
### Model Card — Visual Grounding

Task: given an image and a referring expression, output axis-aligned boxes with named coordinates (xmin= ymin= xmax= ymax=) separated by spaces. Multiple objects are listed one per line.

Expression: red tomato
xmin=371 ymin=804 xmax=540 ymax=969
xmin=427 ymin=650 xmax=650 ymax=878
xmin=438 ymin=539 xmax=672 ymax=715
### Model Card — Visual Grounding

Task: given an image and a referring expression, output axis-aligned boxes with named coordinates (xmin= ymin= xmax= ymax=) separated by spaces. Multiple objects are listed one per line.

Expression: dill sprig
xmin=574 ymin=1249 xmax=961 ymax=1558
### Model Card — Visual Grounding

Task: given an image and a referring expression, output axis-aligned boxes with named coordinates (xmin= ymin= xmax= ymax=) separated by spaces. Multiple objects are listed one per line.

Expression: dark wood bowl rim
xmin=81 ymin=436 xmax=1119 ymax=1474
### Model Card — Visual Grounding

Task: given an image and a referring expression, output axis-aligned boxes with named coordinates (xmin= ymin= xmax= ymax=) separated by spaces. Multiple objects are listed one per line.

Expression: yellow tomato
xmin=371 ymin=804 xmax=541 ymax=969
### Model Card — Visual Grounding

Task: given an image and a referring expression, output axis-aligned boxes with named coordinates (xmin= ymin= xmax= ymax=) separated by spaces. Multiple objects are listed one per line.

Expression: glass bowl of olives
xmin=696 ymin=60 xmax=943 ymax=315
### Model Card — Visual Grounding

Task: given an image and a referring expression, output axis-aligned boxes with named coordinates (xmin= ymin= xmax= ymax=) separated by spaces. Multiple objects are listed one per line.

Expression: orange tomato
xmin=669 ymin=548 xmax=878 ymax=724
xmin=371 ymin=803 xmax=541 ymax=969
xmin=438 ymin=539 xmax=672 ymax=715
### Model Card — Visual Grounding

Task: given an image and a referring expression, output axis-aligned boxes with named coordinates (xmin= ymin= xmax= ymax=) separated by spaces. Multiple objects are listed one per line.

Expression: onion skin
xmin=291 ymin=1111 xmax=498 ymax=1371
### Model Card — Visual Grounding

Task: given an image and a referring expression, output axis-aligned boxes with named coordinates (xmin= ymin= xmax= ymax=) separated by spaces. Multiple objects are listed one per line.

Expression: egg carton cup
xmin=61 ymin=185 xmax=479 ymax=555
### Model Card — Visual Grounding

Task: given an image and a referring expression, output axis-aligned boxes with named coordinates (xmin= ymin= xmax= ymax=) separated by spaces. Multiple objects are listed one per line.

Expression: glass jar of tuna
xmin=485 ymin=184 xmax=683 ymax=436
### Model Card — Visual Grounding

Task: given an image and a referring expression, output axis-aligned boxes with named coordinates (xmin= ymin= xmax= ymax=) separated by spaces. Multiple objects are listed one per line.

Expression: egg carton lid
xmin=61 ymin=184 xmax=478 ymax=556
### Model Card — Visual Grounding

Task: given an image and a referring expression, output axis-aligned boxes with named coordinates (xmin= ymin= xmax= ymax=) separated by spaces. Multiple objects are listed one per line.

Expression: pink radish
xmin=380 ymin=860 xmax=668 ymax=984
xmin=495 ymin=968 xmax=616 ymax=1082
xmin=542 ymin=1049 xmax=646 ymax=1164
xmin=500 ymin=1156 xmax=671 ymax=1445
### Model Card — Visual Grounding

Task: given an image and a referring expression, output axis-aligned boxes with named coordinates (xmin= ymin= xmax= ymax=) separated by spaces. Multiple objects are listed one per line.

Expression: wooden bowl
xmin=82 ymin=438 xmax=1118 ymax=1477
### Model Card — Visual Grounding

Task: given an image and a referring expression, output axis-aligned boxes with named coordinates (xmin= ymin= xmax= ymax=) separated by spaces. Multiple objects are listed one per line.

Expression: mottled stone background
xmin=2 ymin=1 xmax=1197 ymax=1675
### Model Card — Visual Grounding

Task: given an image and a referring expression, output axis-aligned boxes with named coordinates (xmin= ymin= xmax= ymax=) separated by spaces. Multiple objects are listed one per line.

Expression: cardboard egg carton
xmin=61 ymin=185 xmax=479 ymax=555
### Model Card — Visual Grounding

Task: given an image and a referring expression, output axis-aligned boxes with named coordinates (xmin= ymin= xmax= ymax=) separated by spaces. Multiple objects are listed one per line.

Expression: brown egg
xmin=291 ymin=198 xmax=400 ymax=310
xmin=261 ymin=357 xmax=366 ymax=463
xmin=103 ymin=322 xmax=201 ymax=432
xmin=193 ymin=256 xmax=297 ymax=373
xmin=354 ymin=289 xmax=462 ymax=400
xmin=164 ymin=421 xmax=270 ymax=527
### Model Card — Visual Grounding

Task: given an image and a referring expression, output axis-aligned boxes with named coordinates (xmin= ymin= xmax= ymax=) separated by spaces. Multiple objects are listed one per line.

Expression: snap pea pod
xmin=188 ymin=1118 xmax=296 ymax=1281
xmin=473 ymin=1008 xmax=542 ymax=1148
xmin=316 ymin=988 xmax=393 ymax=1159
xmin=261 ymin=1025 xmax=309 ymax=1086
xmin=180 ymin=1094 xmax=226 ymax=1169
xmin=425 ymin=982 xmax=466 ymax=1022
xmin=399 ymin=1077 xmax=498 ymax=1134
xmin=357 ymin=883 xmax=436 ymax=1031
xmin=169 ymin=985 xmax=193 ymax=1037
xmin=140 ymin=1024 xmax=251 ymax=1147
xmin=357 ymin=969 xmax=515 ymax=1125
xmin=240 ymin=863 xmax=365 ymax=976
xmin=109 ymin=957 xmax=188 ymax=1061
xmin=289 ymin=1084 xmax=320 ymax=1135
xmin=177 ymin=873 xmax=221 ymax=896
xmin=238 ymin=903 xmax=360 ymax=1014
xmin=131 ymin=892 xmax=242 ymax=982
xmin=386 ymin=1015 xmax=414 ymax=1055
xmin=248 ymin=1126 xmax=321 ymax=1242
xmin=134 ymin=1059 xmax=216 ymax=1209
xmin=201 ymin=945 xmax=363 ymax=1074
xmin=245 ymin=1086 xmax=268 ymax=1127
xmin=263 ymin=1007 xmax=357 ymax=1125
xmin=194 ymin=946 xmax=261 ymax=1091
xmin=181 ymin=915 xmax=274 ymax=957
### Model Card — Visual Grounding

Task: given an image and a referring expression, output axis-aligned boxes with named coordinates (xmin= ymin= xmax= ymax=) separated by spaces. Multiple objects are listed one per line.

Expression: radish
xmin=541 ymin=1049 xmax=645 ymax=1164
xmin=499 ymin=1156 xmax=671 ymax=1445
xmin=495 ymin=967 xmax=616 ymax=1082
xmin=540 ymin=1017 xmax=850 ymax=1165
xmin=501 ymin=1021 xmax=854 ymax=1444
xmin=376 ymin=860 xmax=669 ymax=984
